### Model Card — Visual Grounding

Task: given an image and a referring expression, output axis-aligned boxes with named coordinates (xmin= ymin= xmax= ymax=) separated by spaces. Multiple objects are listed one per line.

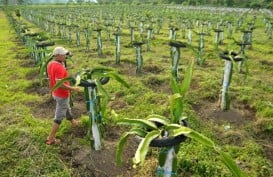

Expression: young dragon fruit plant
xmin=116 ymin=60 xmax=243 ymax=177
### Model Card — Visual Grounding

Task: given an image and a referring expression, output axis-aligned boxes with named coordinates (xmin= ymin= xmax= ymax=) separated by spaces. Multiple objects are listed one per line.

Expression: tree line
xmin=1 ymin=0 xmax=273 ymax=10
xmin=96 ymin=0 xmax=272 ymax=9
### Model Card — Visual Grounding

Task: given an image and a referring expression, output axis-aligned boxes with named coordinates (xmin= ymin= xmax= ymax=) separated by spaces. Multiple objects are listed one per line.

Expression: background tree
xmin=76 ymin=0 xmax=84 ymax=4
xmin=93 ymin=0 xmax=270 ymax=8
xmin=0 ymin=0 xmax=32 ymax=5
xmin=226 ymin=0 xmax=234 ymax=7
xmin=0 ymin=0 xmax=8 ymax=5
xmin=67 ymin=0 xmax=75 ymax=4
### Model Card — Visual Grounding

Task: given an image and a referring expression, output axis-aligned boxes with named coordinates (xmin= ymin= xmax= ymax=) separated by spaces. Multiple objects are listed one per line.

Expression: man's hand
xmin=72 ymin=86 xmax=81 ymax=92
xmin=62 ymin=83 xmax=81 ymax=92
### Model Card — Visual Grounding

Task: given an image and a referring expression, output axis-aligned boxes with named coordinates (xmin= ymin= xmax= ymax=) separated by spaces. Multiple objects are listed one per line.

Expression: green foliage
xmin=2 ymin=4 xmax=273 ymax=177
xmin=170 ymin=59 xmax=194 ymax=123
xmin=116 ymin=60 xmax=243 ymax=176
xmin=117 ymin=114 xmax=244 ymax=176
xmin=38 ymin=54 xmax=53 ymax=84
xmin=96 ymin=0 xmax=270 ymax=8
xmin=266 ymin=2 xmax=273 ymax=9
xmin=254 ymin=118 xmax=273 ymax=134
xmin=134 ymin=130 xmax=161 ymax=165
xmin=53 ymin=67 xmax=129 ymax=91
xmin=15 ymin=8 xmax=20 ymax=17
xmin=117 ymin=118 xmax=158 ymax=130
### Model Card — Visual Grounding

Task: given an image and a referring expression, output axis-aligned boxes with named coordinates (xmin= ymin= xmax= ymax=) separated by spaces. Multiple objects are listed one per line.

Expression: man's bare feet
xmin=45 ymin=138 xmax=61 ymax=145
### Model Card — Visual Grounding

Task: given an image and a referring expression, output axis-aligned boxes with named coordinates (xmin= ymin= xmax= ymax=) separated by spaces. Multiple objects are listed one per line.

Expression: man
xmin=46 ymin=46 xmax=80 ymax=145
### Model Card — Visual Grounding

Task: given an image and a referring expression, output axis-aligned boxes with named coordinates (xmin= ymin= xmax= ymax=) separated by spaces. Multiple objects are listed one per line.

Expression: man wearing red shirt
xmin=46 ymin=46 xmax=80 ymax=145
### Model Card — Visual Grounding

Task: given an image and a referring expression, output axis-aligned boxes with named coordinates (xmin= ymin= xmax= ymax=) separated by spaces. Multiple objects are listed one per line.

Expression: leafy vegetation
xmin=116 ymin=61 xmax=243 ymax=177
xmin=1 ymin=0 xmax=273 ymax=9
xmin=95 ymin=0 xmax=272 ymax=9
xmin=1 ymin=3 xmax=273 ymax=177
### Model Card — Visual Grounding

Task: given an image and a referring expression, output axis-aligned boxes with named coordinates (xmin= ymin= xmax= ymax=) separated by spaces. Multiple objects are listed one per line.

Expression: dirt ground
xmin=192 ymin=99 xmax=273 ymax=163
xmin=59 ymin=125 xmax=138 ymax=177
xmin=25 ymin=85 xmax=139 ymax=177
xmin=193 ymin=100 xmax=256 ymax=127
xmin=22 ymin=57 xmax=272 ymax=176
xmin=22 ymin=63 xmax=138 ymax=176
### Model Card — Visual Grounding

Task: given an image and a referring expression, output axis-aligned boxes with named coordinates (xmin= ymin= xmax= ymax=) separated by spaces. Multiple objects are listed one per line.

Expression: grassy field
xmin=1 ymin=5 xmax=273 ymax=177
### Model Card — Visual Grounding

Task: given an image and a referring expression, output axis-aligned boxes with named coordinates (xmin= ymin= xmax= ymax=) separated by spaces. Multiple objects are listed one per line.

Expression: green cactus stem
xmin=105 ymin=23 xmax=112 ymax=41
xmin=130 ymin=26 xmax=136 ymax=45
xmin=219 ymin=51 xmax=243 ymax=111
xmin=236 ymin=41 xmax=249 ymax=73
xmin=83 ymin=27 xmax=91 ymax=52
xmin=94 ymin=28 xmax=103 ymax=57
xmin=227 ymin=21 xmax=233 ymax=39
xmin=187 ymin=27 xmax=193 ymax=45
xmin=214 ymin=28 xmax=223 ymax=49
xmin=241 ymin=30 xmax=252 ymax=48
xmin=114 ymin=30 xmax=121 ymax=65
xmin=169 ymin=26 xmax=179 ymax=41
xmin=169 ymin=41 xmax=186 ymax=80
xmin=197 ymin=32 xmax=206 ymax=65
xmin=147 ymin=26 xmax=153 ymax=51
xmin=132 ymin=41 xmax=145 ymax=74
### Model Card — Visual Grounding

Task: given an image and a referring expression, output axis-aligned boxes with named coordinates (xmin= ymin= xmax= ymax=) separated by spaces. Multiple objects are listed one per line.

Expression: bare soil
xmin=193 ymin=100 xmax=256 ymax=127
xmin=59 ymin=125 xmax=138 ymax=177
xmin=24 ymin=80 xmax=138 ymax=177
xmin=22 ymin=52 xmax=272 ymax=177
xmin=192 ymin=99 xmax=273 ymax=163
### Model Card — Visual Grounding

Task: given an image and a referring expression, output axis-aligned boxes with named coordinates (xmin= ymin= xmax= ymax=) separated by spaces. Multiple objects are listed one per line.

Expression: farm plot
xmin=1 ymin=4 xmax=273 ymax=177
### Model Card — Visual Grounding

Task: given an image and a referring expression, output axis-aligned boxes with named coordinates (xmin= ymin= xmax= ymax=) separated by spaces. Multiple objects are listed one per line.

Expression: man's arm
xmin=55 ymin=78 xmax=80 ymax=92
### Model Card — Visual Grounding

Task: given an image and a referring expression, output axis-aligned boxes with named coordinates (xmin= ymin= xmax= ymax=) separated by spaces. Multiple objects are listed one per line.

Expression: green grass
xmin=1 ymin=5 xmax=273 ymax=177
xmin=0 ymin=10 xmax=73 ymax=177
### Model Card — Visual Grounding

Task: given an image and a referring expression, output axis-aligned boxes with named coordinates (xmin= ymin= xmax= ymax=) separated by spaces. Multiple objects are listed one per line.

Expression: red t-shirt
xmin=47 ymin=61 xmax=70 ymax=98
